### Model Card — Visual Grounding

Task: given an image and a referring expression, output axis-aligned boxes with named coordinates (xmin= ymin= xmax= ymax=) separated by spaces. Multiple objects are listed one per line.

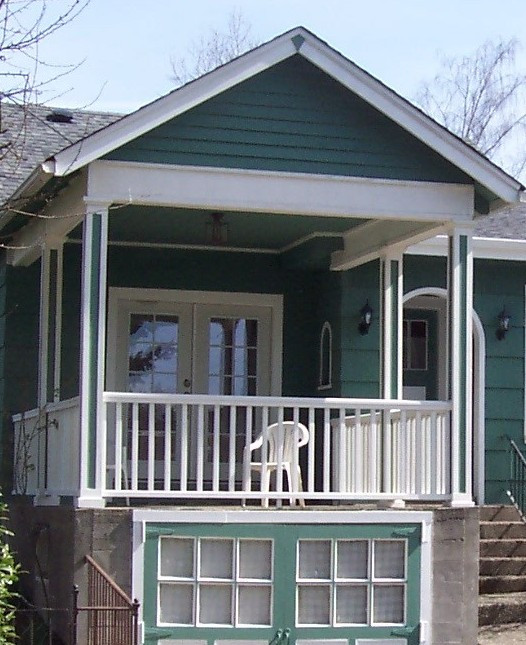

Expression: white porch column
xmin=381 ymin=252 xmax=403 ymax=399
xmin=35 ymin=242 xmax=63 ymax=504
xmin=448 ymin=226 xmax=474 ymax=507
xmin=77 ymin=201 xmax=109 ymax=508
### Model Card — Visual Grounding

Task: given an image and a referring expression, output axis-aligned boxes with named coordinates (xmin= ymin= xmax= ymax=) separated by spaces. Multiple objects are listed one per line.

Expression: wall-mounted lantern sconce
xmin=358 ymin=300 xmax=373 ymax=336
xmin=496 ymin=306 xmax=511 ymax=341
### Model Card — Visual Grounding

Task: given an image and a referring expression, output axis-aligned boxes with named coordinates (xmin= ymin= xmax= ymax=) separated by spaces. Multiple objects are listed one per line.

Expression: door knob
xmin=269 ymin=629 xmax=283 ymax=645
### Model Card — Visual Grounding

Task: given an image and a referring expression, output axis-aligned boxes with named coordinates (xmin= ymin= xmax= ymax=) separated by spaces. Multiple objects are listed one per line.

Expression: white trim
xmin=403 ymin=282 xmax=486 ymax=505
xmin=408 ymin=234 xmax=526 ymax=261
xmin=86 ymin=160 xmax=475 ymax=222
xmin=38 ymin=246 xmax=50 ymax=409
xmin=53 ymin=245 xmax=63 ymax=402
xmin=48 ymin=27 xmax=520 ymax=205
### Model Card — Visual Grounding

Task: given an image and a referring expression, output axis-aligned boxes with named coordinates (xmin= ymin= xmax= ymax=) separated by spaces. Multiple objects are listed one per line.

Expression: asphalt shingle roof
xmin=0 ymin=100 xmax=524 ymax=241
xmin=0 ymin=102 xmax=119 ymax=205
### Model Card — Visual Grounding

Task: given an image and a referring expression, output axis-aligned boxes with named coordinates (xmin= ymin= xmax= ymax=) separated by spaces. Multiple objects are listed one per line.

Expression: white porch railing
xmin=102 ymin=393 xmax=452 ymax=503
xmin=12 ymin=397 xmax=80 ymax=497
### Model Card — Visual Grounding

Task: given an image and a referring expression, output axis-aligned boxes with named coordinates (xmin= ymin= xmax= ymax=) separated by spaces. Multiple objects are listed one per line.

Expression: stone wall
xmin=431 ymin=507 xmax=480 ymax=645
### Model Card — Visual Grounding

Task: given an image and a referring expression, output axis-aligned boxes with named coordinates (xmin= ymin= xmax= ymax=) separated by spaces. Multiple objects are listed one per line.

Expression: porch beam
xmin=448 ymin=226 xmax=474 ymax=507
xmin=381 ymin=252 xmax=403 ymax=399
xmin=87 ymin=159 xmax=475 ymax=223
xmin=77 ymin=201 xmax=109 ymax=508
xmin=331 ymin=221 xmax=447 ymax=271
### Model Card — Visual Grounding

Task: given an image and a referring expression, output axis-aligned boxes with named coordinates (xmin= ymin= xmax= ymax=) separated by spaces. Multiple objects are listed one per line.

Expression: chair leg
xmin=262 ymin=469 xmax=271 ymax=508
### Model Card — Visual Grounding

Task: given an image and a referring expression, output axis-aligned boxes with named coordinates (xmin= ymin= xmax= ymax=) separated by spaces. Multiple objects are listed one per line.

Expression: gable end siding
xmin=104 ymin=56 xmax=472 ymax=185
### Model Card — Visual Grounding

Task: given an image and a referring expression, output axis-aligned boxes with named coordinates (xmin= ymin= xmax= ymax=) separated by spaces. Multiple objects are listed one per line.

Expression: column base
xmin=76 ymin=493 xmax=106 ymax=509
xmin=33 ymin=494 xmax=60 ymax=507
xmin=449 ymin=493 xmax=475 ymax=508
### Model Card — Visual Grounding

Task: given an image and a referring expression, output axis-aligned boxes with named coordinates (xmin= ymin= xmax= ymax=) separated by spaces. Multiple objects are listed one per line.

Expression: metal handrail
xmin=507 ymin=437 xmax=526 ymax=521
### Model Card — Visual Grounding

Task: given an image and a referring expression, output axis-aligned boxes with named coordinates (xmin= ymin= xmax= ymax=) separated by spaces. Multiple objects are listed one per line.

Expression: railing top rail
xmin=12 ymin=396 xmax=80 ymax=422
xmin=103 ymin=391 xmax=452 ymax=411
xmin=85 ymin=555 xmax=134 ymax=607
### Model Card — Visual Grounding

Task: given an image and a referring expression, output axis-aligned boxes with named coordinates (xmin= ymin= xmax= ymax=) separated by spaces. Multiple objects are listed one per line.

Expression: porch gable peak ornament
xmin=358 ymin=300 xmax=373 ymax=336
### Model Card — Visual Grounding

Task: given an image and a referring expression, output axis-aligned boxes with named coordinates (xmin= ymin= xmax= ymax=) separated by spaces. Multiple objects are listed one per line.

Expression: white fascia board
xmin=87 ymin=160 xmax=474 ymax=221
xmin=50 ymin=35 xmax=299 ymax=177
xmin=407 ymin=234 xmax=526 ymax=261
xmin=300 ymin=39 xmax=523 ymax=205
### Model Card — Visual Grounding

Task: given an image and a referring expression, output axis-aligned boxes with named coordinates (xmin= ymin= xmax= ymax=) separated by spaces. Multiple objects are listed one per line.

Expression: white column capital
xmin=83 ymin=199 xmax=111 ymax=214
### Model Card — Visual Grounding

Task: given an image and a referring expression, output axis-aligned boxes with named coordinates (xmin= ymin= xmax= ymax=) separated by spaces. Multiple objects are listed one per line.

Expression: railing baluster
xmin=131 ymin=403 xmax=139 ymax=490
xmin=261 ymin=406 xmax=269 ymax=503
xmin=244 ymin=406 xmax=253 ymax=495
xmin=369 ymin=410 xmax=378 ymax=493
xmin=354 ymin=408 xmax=362 ymax=493
xmin=229 ymin=406 xmax=237 ymax=492
xmin=196 ymin=404 xmax=204 ymax=492
xmin=382 ymin=409 xmax=392 ymax=494
xmin=323 ymin=407 xmax=330 ymax=492
xmin=308 ymin=406 xmax=315 ymax=493
xmin=164 ymin=404 xmax=171 ymax=491
xmin=415 ymin=411 xmax=422 ymax=494
xmin=180 ymin=403 xmax=188 ymax=492
xmin=430 ymin=411 xmax=438 ymax=495
xmin=276 ymin=407 xmax=284 ymax=508
xmin=292 ymin=407 xmax=300 ymax=503
xmin=147 ymin=403 xmax=155 ymax=490
xmin=114 ymin=402 xmax=123 ymax=491
xmin=213 ymin=404 xmax=220 ymax=492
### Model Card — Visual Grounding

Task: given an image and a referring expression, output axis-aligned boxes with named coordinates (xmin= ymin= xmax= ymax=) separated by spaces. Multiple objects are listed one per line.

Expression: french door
xmin=144 ymin=522 xmax=422 ymax=644
xmin=110 ymin=290 xmax=277 ymax=486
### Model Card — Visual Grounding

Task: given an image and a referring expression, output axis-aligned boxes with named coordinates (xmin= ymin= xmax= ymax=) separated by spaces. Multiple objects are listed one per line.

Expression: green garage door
xmin=143 ymin=523 xmax=422 ymax=644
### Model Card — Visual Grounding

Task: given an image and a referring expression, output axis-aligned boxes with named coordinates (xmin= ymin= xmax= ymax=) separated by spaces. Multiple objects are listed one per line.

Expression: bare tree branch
xmin=170 ymin=9 xmax=259 ymax=86
xmin=414 ymin=39 xmax=526 ymax=177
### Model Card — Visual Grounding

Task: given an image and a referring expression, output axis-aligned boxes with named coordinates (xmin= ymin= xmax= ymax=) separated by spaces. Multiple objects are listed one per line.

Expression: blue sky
xmin=35 ymin=0 xmax=526 ymax=114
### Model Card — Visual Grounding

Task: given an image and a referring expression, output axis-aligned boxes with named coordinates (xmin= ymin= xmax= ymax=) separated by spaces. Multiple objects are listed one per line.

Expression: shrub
xmin=0 ymin=493 xmax=19 ymax=643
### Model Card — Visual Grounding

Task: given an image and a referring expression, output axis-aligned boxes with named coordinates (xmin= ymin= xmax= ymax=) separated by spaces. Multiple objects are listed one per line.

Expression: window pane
xmin=298 ymin=540 xmax=331 ymax=579
xmin=337 ymin=540 xmax=368 ymax=579
xmin=373 ymin=585 xmax=405 ymax=623
xmin=297 ymin=585 xmax=331 ymax=625
xmin=200 ymin=539 xmax=233 ymax=579
xmin=154 ymin=316 xmax=178 ymax=344
xmin=374 ymin=541 xmax=405 ymax=579
xmin=335 ymin=585 xmax=368 ymax=624
xmin=238 ymin=585 xmax=272 ymax=625
xmin=239 ymin=540 xmax=272 ymax=580
xmin=199 ymin=584 xmax=232 ymax=625
xmin=160 ymin=539 xmax=194 ymax=578
xmin=159 ymin=583 xmax=193 ymax=624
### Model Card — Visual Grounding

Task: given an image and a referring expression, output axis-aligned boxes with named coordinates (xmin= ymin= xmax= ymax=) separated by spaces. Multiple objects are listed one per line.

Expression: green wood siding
xmin=105 ymin=56 xmax=472 ymax=185
xmin=340 ymin=261 xmax=381 ymax=398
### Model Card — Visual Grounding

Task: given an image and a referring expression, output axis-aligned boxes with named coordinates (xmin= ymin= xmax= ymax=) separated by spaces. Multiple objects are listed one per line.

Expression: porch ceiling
xmin=69 ymin=205 xmax=361 ymax=251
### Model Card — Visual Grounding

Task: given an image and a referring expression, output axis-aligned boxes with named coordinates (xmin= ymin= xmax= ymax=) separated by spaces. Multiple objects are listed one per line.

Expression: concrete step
xmin=480 ymin=505 xmax=523 ymax=523
xmin=479 ymin=591 xmax=526 ymax=626
xmin=480 ymin=557 xmax=526 ymax=576
xmin=480 ymin=522 xmax=526 ymax=539
xmin=480 ymin=575 xmax=526 ymax=594
xmin=480 ymin=539 xmax=526 ymax=558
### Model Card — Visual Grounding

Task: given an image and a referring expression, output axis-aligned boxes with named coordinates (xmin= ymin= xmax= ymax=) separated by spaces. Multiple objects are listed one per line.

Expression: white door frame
xmin=403 ymin=287 xmax=485 ymax=504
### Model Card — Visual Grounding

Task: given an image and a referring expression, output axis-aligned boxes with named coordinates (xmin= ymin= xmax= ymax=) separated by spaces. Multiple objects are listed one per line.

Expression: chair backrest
xmin=264 ymin=421 xmax=309 ymax=463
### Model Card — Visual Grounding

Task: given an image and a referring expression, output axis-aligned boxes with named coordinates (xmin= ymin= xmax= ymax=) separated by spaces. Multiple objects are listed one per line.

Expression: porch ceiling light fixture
xmin=358 ymin=300 xmax=373 ymax=336
xmin=496 ymin=306 xmax=511 ymax=341
xmin=206 ymin=211 xmax=228 ymax=245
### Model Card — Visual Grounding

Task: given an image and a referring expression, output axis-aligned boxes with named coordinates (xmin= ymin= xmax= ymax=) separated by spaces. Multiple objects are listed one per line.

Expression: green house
xmin=3 ymin=27 xmax=526 ymax=644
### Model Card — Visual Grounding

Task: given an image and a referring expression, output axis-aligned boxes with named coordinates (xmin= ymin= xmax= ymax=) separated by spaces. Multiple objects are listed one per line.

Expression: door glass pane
xmin=337 ymin=540 xmax=368 ymax=579
xmin=298 ymin=540 xmax=331 ymax=579
xmin=372 ymin=585 xmax=404 ymax=623
xmin=159 ymin=584 xmax=193 ymax=624
xmin=239 ymin=540 xmax=272 ymax=580
xmin=335 ymin=584 xmax=368 ymax=624
xmin=297 ymin=585 xmax=331 ymax=625
xmin=128 ymin=313 xmax=179 ymax=393
xmin=373 ymin=541 xmax=405 ymax=579
xmin=238 ymin=585 xmax=272 ymax=625
xmin=160 ymin=538 xmax=194 ymax=578
xmin=199 ymin=584 xmax=232 ymax=624
xmin=200 ymin=539 xmax=233 ymax=579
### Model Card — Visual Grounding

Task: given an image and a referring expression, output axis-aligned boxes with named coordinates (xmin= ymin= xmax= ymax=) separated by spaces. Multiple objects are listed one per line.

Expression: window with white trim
xmin=158 ymin=536 xmax=273 ymax=627
xmin=296 ymin=538 xmax=407 ymax=627
xmin=318 ymin=321 xmax=332 ymax=390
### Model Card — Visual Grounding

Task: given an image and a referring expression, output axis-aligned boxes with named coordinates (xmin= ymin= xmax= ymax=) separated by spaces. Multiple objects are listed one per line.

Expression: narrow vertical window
xmin=318 ymin=322 xmax=332 ymax=390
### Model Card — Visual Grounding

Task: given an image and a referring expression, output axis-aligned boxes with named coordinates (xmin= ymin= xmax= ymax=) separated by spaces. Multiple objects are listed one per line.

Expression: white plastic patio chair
xmin=243 ymin=421 xmax=309 ymax=507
